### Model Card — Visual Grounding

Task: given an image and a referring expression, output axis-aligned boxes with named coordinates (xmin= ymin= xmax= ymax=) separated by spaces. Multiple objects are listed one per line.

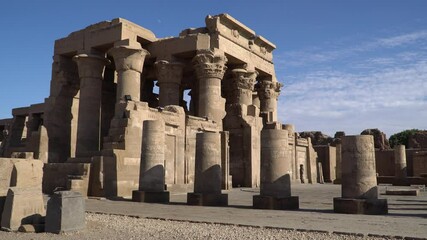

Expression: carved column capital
xmin=193 ymin=49 xmax=228 ymax=80
xmin=256 ymin=80 xmax=282 ymax=100
xmin=230 ymin=68 xmax=258 ymax=91
xmin=108 ymin=46 xmax=150 ymax=73
xmin=155 ymin=60 xmax=185 ymax=85
xmin=73 ymin=53 xmax=110 ymax=79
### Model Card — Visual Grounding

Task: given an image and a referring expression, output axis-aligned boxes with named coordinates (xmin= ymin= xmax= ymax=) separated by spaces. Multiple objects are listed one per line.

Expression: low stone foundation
xmin=187 ymin=193 xmax=228 ymax=206
xmin=333 ymin=197 xmax=388 ymax=215
xmin=253 ymin=195 xmax=299 ymax=210
xmin=132 ymin=191 xmax=170 ymax=203
xmin=385 ymin=189 xmax=419 ymax=196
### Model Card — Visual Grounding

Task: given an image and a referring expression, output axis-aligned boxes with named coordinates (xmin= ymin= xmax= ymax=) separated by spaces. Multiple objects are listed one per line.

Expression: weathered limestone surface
xmin=132 ymin=120 xmax=169 ymax=203
xmin=45 ymin=191 xmax=85 ymax=233
xmin=193 ymin=49 xmax=228 ymax=124
xmin=108 ymin=40 xmax=150 ymax=102
xmin=1 ymin=187 xmax=45 ymax=231
xmin=73 ymin=53 xmax=110 ymax=157
xmin=394 ymin=145 xmax=407 ymax=179
xmin=334 ymin=135 xmax=387 ymax=214
xmin=253 ymin=128 xmax=299 ymax=210
xmin=188 ymin=132 xmax=228 ymax=206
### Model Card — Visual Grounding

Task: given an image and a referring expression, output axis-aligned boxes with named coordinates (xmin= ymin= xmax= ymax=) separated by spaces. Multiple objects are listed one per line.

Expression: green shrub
xmin=389 ymin=129 xmax=420 ymax=148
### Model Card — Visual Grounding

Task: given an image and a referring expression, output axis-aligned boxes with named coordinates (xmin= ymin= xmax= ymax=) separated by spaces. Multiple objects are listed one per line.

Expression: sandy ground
xmin=0 ymin=213 xmax=397 ymax=240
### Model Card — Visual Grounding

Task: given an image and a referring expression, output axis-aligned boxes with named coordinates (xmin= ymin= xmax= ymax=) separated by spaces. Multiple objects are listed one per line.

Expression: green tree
xmin=389 ymin=129 xmax=420 ymax=148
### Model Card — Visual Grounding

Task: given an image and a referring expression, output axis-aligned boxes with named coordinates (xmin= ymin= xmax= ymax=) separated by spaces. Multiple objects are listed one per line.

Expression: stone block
xmin=187 ymin=192 xmax=228 ymax=206
xmin=384 ymin=189 xmax=419 ymax=196
xmin=252 ymin=195 xmax=299 ymax=210
xmin=333 ymin=197 xmax=388 ymax=215
xmin=45 ymin=191 xmax=85 ymax=234
xmin=1 ymin=187 xmax=45 ymax=231
xmin=132 ymin=190 xmax=170 ymax=203
xmin=12 ymin=160 xmax=44 ymax=189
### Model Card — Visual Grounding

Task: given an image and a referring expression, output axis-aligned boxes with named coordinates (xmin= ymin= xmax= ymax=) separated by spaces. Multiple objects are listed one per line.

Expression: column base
xmin=187 ymin=192 xmax=228 ymax=206
xmin=132 ymin=191 xmax=170 ymax=203
xmin=333 ymin=197 xmax=388 ymax=215
xmin=252 ymin=195 xmax=299 ymax=210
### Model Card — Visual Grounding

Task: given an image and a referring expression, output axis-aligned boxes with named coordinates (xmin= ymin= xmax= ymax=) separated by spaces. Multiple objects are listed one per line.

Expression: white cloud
xmin=278 ymin=60 xmax=427 ymax=137
xmin=278 ymin=30 xmax=427 ymax=67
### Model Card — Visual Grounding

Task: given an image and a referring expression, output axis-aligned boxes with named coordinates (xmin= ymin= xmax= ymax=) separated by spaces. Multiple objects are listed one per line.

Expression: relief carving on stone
xmin=193 ymin=49 xmax=228 ymax=80
xmin=155 ymin=60 xmax=184 ymax=85
xmin=256 ymin=80 xmax=282 ymax=100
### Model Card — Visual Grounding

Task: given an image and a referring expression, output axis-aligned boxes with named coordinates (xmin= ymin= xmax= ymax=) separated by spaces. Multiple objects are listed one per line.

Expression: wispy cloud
xmin=277 ymin=30 xmax=427 ymax=68
xmin=277 ymin=30 xmax=427 ymax=137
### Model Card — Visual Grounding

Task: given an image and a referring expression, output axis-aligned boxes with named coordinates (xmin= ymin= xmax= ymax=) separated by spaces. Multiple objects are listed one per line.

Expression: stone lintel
xmin=147 ymin=34 xmax=210 ymax=59
xmin=132 ymin=190 xmax=170 ymax=203
xmin=187 ymin=192 xmax=228 ymax=206
xmin=54 ymin=18 xmax=156 ymax=56
xmin=206 ymin=14 xmax=275 ymax=62
xmin=253 ymin=195 xmax=299 ymax=210
xmin=333 ymin=197 xmax=388 ymax=215
xmin=11 ymin=107 xmax=30 ymax=117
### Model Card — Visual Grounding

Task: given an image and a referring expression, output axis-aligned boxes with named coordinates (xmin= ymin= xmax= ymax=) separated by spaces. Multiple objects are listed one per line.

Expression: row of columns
xmin=72 ymin=46 xmax=281 ymax=156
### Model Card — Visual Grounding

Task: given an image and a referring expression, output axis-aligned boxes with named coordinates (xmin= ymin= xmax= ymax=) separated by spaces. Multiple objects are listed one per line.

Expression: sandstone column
xmin=187 ymin=132 xmax=228 ymax=206
xmin=256 ymin=80 xmax=282 ymax=122
xmin=155 ymin=60 xmax=184 ymax=107
xmin=132 ymin=120 xmax=169 ymax=203
xmin=333 ymin=135 xmax=388 ymax=214
xmin=225 ymin=69 xmax=258 ymax=105
xmin=193 ymin=49 xmax=227 ymax=123
xmin=394 ymin=145 xmax=407 ymax=179
xmin=108 ymin=44 xmax=149 ymax=102
xmin=253 ymin=128 xmax=299 ymax=210
xmin=73 ymin=53 xmax=110 ymax=157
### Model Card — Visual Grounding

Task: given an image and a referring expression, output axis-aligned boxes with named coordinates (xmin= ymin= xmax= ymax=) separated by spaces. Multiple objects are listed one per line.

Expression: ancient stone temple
xmin=0 ymin=14 xmax=318 ymax=198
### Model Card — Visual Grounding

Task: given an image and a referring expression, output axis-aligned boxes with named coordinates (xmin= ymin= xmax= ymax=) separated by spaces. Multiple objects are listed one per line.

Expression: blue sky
xmin=0 ymin=0 xmax=426 ymax=137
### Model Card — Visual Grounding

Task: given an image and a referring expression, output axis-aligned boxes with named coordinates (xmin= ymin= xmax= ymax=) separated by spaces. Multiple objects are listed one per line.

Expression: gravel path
xmin=0 ymin=213 xmax=399 ymax=240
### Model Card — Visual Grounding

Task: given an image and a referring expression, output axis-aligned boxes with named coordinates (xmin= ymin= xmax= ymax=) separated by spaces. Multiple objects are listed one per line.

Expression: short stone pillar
xmin=225 ymin=68 xmax=257 ymax=106
xmin=132 ymin=120 xmax=169 ymax=203
xmin=193 ymin=49 xmax=227 ymax=123
xmin=255 ymin=80 xmax=282 ymax=123
xmin=108 ymin=43 xmax=150 ymax=102
xmin=333 ymin=135 xmax=388 ymax=214
xmin=73 ymin=53 xmax=110 ymax=157
xmin=394 ymin=145 xmax=407 ymax=179
xmin=45 ymin=191 xmax=85 ymax=233
xmin=187 ymin=132 xmax=228 ymax=206
xmin=155 ymin=60 xmax=184 ymax=107
xmin=253 ymin=128 xmax=299 ymax=210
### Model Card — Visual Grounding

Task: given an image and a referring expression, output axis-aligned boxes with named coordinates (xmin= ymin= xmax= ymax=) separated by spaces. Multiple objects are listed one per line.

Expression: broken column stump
xmin=45 ymin=191 xmax=85 ymax=233
xmin=333 ymin=135 xmax=388 ymax=215
xmin=187 ymin=132 xmax=228 ymax=206
xmin=132 ymin=120 xmax=169 ymax=203
xmin=253 ymin=128 xmax=299 ymax=210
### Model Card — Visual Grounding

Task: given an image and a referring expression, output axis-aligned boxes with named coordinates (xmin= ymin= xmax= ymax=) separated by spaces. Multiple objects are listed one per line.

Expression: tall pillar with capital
xmin=155 ymin=60 xmax=184 ymax=107
xmin=73 ymin=53 xmax=110 ymax=157
xmin=108 ymin=43 xmax=150 ymax=102
xmin=225 ymin=68 xmax=258 ymax=106
xmin=256 ymin=80 xmax=282 ymax=123
xmin=193 ymin=49 xmax=228 ymax=124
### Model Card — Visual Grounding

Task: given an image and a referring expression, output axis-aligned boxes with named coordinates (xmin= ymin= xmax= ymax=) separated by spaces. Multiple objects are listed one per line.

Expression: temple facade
xmin=0 ymin=14 xmax=317 ymax=198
